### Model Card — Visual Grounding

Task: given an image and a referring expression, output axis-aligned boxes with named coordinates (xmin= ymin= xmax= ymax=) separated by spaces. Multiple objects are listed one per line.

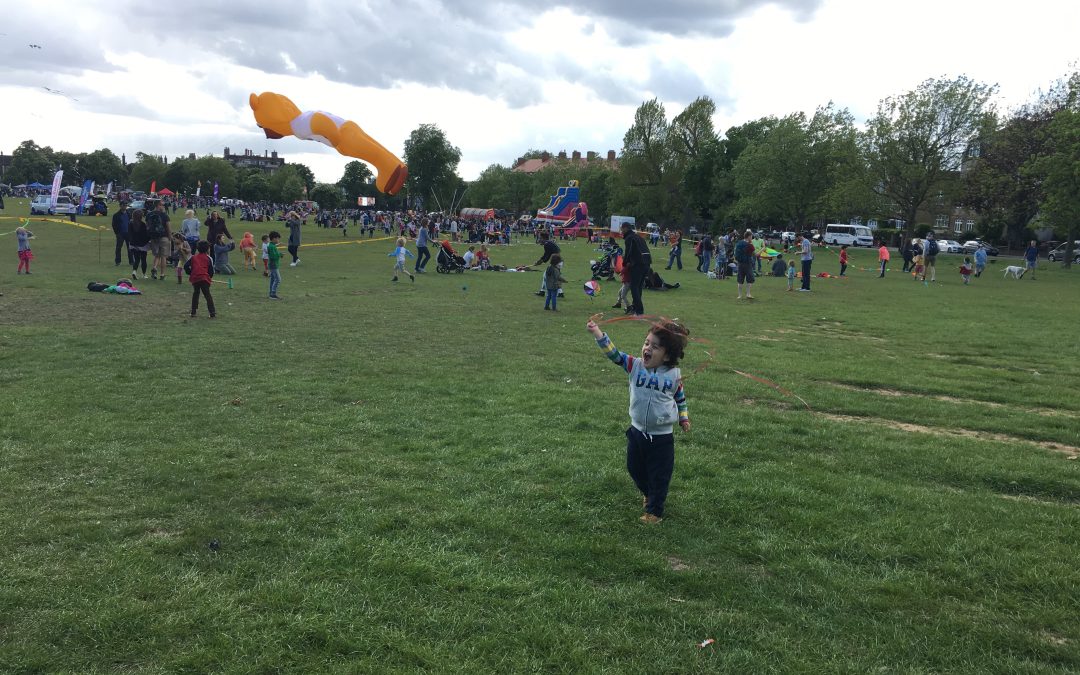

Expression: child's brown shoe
xmin=639 ymin=514 xmax=663 ymax=524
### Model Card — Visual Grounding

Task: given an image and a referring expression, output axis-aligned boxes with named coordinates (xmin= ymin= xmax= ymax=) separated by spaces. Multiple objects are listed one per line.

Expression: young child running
xmin=543 ymin=254 xmax=566 ymax=311
xmin=240 ymin=232 xmax=258 ymax=271
xmin=15 ymin=225 xmax=34 ymax=274
xmin=786 ymin=259 xmax=796 ymax=291
xmin=586 ymin=318 xmax=690 ymax=524
xmin=260 ymin=234 xmax=270 ymax=276
xmin=960 ymin=257 xmax=973 ymax=285
xmin=838 ymin=244 xmax=848 ymax=277
xmin=183 ymin=240 xmax=216 ymax=318
xmin=388 ymin=237 xmax=415 ymax=282
xmin=267 ymin=231 xmax=283 ymax=299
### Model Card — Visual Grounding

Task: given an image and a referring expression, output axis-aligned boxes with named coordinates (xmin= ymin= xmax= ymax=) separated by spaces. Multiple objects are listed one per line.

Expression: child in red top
xmin=877 ymin=241 xmax=890 ymax=278
xmin=183 ymin=240 xmax=216 ymax=318
xmin=838 ymin=245 xmax=848 ymax=277
xmin=960 ymin=257 xmax=973 ymax=285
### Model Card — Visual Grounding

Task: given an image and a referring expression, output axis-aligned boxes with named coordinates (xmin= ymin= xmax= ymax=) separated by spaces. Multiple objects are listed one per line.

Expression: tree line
xmin=5 ymin=72 xmax=1077 ymax=252
xmin=464 ymin=73 xmax=1080 ymax=250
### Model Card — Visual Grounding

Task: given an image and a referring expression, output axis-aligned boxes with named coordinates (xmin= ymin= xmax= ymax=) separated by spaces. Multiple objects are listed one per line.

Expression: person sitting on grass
xmin=771 ymin=253 xmax=787 ymax=277
xmin=213 ymin=234 xmax=236 ymax=275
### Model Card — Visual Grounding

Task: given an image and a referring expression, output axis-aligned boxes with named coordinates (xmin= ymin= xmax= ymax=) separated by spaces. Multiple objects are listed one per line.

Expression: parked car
xmin=128 ymin=199 xmax=146 ymax=212
xmin=1047 ymin=241 xmax=1080 ymax=263
xmin=939 ymin=239 xmax=963 ymax=254
xmin=781 ymin=231 xmax=796 ymax=244
xmin=962 ymin=240 xmax=999 ymax=256
xmin=29 ymin=195 xmax=75 ymax=215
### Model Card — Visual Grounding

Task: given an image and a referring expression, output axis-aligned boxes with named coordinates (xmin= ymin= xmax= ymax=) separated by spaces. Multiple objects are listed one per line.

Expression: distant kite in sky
xmin=249 ymin=91 xmax=407 ymax=196
xmin=42 ymin=86 xmax=77 ymax=101
xmin=29 ymin=44 xmax=42 ymax=49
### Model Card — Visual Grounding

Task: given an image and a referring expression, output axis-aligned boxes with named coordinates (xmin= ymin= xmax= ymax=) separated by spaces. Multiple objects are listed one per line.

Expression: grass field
xmin=2 ymin=200 xmax=1079 ymax=672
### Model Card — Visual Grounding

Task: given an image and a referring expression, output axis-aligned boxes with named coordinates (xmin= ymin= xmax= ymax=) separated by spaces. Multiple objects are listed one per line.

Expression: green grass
xmin=2 ymin=200 xmax=1079 ymax=672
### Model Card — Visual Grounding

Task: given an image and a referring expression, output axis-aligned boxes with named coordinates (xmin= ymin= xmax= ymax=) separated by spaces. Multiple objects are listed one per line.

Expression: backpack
xmin=147 ymin=210 xmax=166 ymax=238
xmin=926 ymin=239 xmax=939 ymax=256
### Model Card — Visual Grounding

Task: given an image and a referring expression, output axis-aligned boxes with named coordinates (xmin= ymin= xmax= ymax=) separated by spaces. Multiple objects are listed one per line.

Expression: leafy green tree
xmin=1034 ymin=99 xmax=1080 ymax=267
xmin=733 ymin=103 xmax=866 ymax=228
xmin=612 ymin=98 xmax=683 ymax=224
xmin=291 ymin=163 xmax=316 ymax=194
xmin=338 ymin=160 xmax=375 ymax=201
xmin=128 ymin=152 xmax=168 ymax=193
xmin=310 ymin=183 xmax=343 ymax=209
xmin=7 ymin=140 xmax=56 ymax=185
xmin=238 ymin=172 xmax=270 ymax=202
xmin=862 ymin=76 xmax=997 ymax=231
xmin=403 ymin=124 xmax=462 ymax=211
xmin=464 ymin=164 xmax=507 ymax=209
xmin=270 ymin=165 xmax=307 ymax=203
xmin=81 ymin=149 xmax=126 ymax=186
xmin=189 ymin=156 xmax=238 ymax=199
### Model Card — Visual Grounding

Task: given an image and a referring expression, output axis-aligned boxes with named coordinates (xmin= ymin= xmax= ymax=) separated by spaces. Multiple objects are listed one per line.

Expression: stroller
xmin=591 ymin=244 xmax=621 ymax=280
xmin=436 ymin=246 xmax=467 ymax=274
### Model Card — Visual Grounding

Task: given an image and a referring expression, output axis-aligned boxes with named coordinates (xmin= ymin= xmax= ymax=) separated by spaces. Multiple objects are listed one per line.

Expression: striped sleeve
xmin=674 ymin=380 xmax=689 ymax=421
xmin=596 ymin=333 xmax=634 ymax=374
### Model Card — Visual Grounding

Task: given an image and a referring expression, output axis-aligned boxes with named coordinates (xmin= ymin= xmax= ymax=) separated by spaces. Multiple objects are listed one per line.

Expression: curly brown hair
xmin=649 ymin=321 xmax=689 ymax=366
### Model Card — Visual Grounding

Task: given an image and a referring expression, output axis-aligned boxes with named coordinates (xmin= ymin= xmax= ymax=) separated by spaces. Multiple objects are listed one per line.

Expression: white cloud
xmin=0 ymin=0 xmax=1076 ymax=186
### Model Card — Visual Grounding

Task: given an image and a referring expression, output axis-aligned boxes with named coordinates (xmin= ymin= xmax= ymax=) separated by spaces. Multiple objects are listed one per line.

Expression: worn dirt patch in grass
xmin=817 ymin=412 xmax=1080 ymax=457
xmin=666 ymin=555 xmax=690 ymax=572
xmin=825 ymin=382 xmax=1072 ymax=418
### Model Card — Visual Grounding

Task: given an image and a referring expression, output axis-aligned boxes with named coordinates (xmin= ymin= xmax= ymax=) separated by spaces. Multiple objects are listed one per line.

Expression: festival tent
xmin=157 ymin=187 xmax=175 ymax=196
xmin=27 ymin=181 xmax=47 ymax=189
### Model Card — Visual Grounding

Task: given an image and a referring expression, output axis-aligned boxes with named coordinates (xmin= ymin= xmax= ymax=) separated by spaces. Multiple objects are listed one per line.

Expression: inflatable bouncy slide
xmin=535 ymin=180 xmax=591 ymax=237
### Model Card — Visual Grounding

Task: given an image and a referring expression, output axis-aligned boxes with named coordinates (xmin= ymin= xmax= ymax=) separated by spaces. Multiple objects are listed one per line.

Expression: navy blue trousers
xmin=626 ymin=426 xmax=675 ymax=517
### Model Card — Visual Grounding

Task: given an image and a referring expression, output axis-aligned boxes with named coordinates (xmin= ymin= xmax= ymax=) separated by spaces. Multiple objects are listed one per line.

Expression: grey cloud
xmin=5 ymin=0 xmax=822 ymax=112
xmin=643 ymin=59 xmax=710 ymax=105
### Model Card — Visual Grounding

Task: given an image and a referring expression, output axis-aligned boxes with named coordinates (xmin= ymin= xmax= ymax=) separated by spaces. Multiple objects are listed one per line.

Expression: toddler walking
xmin=786 ymin=259 xmax=796 ymax=290
xmin=960 ymin=257 xmax=973 ymax=285
xmin=15 ymin=225 xmax=34 ymax=274
xmin=267 ymin=231 xmax=282 ymax=299
xmin=240 ymin=232 xmax=258 ymax=271
xmin=260 ymin=234 xmax=270 ymax=276
xmin=388 ymin=237 xmax=415 ymax=282
xmin=586 ymin=318 xmax=690 ymax=523
xmin=543 ymin=254 xmax=566 ymax=311
xmin=172 ymin=233 xmax=192 ymax=284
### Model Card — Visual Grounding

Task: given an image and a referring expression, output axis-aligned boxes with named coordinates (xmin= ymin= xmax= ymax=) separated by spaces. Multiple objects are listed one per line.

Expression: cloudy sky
xmin=1 ymin=0 xmax=1077 ymax=186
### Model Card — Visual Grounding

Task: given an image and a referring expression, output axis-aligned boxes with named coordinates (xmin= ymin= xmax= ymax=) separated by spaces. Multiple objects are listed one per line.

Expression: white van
xmin=824 ymin=224 xmax=873 ymax=247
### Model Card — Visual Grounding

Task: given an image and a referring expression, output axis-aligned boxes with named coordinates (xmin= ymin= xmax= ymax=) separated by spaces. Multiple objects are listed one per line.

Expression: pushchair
xmin=590 ymin=244 xmax=621 ymax=280
xmin=436 ymin=246 xmax=467 ymax=274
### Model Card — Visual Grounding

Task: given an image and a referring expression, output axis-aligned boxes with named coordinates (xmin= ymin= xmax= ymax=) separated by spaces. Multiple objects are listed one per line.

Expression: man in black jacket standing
xmin=621 ymin=221 xmax=651 ymax=315
xmin=111 ymin=202 xmax=130 ymax=267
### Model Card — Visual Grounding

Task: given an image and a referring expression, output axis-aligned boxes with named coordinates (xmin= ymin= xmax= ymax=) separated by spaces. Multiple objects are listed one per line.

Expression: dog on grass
xmin=1003 ymin=265 xmax=1026 ymax=279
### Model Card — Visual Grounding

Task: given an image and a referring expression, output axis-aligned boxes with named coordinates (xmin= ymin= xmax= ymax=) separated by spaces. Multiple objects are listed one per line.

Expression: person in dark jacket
xmin=205 ymin=211 xmax=232 ymax=249
xmin=111 ymin=202 xmax=131 ymax=267
xmin=128 ymin=209 xmax=151 ymax=279
xmin=533 ymin=231 xmax=562 ymax=296
xmin=771 ymin=253 xmax=787 ymax=276
xmin=621 ymin=221 xmax=651 ymax=315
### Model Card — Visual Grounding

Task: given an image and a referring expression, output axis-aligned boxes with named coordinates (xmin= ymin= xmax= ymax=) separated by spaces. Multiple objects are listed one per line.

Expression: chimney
xmin=224 ymin=147 xmax=229 ymax=157
xmin=541 ymin=152 xmax=550 ymax=162
xmin=586 ymin=151 xmax=597 ymax=161
xmin=607 ymin=150 xmax=616 ymax=161
xmin=558 ymin=150 xmax=567 ymax=160
xmin=572 ymin=150 xmax=581 ymax=161
xmin=264 ymin=150 xmax=268 ymax=157
xmin=271 ymin=151 xmax=278 ymax=159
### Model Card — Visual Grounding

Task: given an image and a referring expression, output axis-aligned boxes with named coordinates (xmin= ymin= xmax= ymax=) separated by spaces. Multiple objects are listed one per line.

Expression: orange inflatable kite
xmin=249 ymin=92 xmax=408 ymax=196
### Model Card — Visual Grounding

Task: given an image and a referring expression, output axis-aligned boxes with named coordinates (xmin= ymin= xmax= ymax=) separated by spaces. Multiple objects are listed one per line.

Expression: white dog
xmin=1003 ymin=265 xmax=1026 ymax=279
